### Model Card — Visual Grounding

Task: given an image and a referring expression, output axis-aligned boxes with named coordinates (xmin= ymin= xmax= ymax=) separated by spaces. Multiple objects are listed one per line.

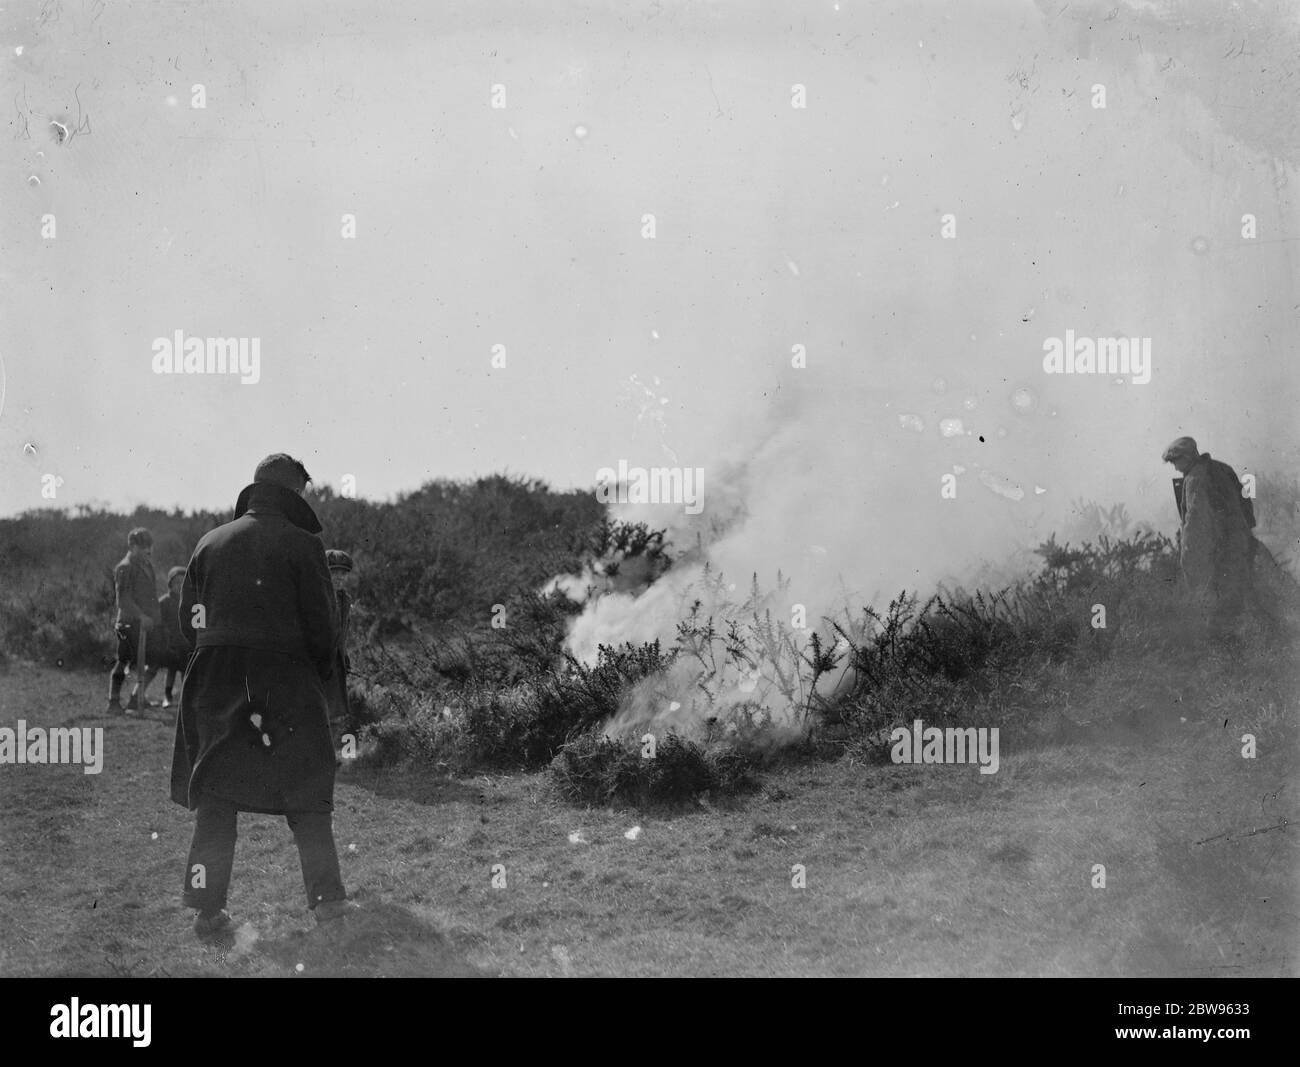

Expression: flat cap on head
xmin=325 ymin=549 xmax=354 ymax=573
xmin=1161 ymin=436 xmax=1198 ymax=463
xmin=167 ymin=566 xmax=187 ymax=583
xmin=253 ymin=453 xmax=311 ymax=491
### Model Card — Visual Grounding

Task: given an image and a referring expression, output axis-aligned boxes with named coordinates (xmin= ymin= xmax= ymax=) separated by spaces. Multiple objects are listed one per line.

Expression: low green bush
xmin=550 ymin=730 xmax=756 ymax=807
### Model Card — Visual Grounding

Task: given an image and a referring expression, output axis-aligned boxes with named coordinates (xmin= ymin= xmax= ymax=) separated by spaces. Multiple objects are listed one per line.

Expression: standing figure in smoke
xmin=170 ymin=453 xmax=356 ymax=939
xmin=1162 ymin=436 xmax=1258 ymax=642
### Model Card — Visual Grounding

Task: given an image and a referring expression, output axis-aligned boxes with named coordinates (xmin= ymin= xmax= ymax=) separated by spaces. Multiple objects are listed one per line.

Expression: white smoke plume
xmin=548 ymin=0 xmax=1300 ymax=740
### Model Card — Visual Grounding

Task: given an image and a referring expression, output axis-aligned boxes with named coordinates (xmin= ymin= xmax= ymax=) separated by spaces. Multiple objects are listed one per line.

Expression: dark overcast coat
xmin=1177 ymin=452 xmax=1253 ymax=602
xmin=170 ymin=482 xmax=339 ymax=814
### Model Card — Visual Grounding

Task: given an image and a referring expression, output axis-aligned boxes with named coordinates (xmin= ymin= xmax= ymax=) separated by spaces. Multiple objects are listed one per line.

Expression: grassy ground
xmin=0 ymin=654 xmax=1295 ymax=978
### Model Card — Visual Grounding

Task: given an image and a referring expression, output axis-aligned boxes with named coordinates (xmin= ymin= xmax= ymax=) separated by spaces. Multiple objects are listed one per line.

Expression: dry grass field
xmin=2 ymin=648 xmax=1294 ymax=978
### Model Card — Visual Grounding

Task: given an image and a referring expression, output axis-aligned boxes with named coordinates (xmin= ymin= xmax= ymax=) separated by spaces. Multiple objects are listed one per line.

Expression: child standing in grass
xmin=324 ymin=550 xmax=356 ymax=755
xmin=107 ymin=527 xmax=161 ymax=714
xmin=140 ymin=566 xmax=189 ymax=709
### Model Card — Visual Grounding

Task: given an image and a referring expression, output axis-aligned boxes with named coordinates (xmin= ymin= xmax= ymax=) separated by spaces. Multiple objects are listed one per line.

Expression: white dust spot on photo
xmin=624 ymin=826 xmax=642 ymax=840
xmin=898 ymin=413 xmax=925 ymax=432
xmin=27 ymin=175 xmax=40 ymax=187
xmin=567 ymin=830 xmax=588 ymax=844
xmin=1190 ymin=235 xmax=1210 ymax=255
xmin=165 ymin=95 xmax=178 ymax=107
xmin=1011 ymin=109 xmax=1026 ymax=132
xmin=1010 ymin=387 xmax=1036 ymax=413
xmin=978 ymin=468 xmax=1025 ymax=501
xmin=962 ymin=397 xmax=978 ymax=410
xmin=573 ymin=125 xmax=588 ymax=139
xmin=939 ymin=417 xmax=965 ymax=437
xmin=1034 ymin=485 xmax=1047 ymax=495
xmin=952 ymin=464 xmax=966 ymax=475
xmin=784 ymin=254 xmax=800 ymax=276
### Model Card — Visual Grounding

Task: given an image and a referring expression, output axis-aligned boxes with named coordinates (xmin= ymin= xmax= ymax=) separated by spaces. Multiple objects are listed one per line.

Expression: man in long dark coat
xmin=1162 ymin=436 xmax=1256 ymax=640
xmin=171 ymin=454 xmax=355 ymax=938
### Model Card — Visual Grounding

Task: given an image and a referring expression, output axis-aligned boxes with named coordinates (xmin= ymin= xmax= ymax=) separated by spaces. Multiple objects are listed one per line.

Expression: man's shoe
xmin=314 ymin=899 xmax=359 ymax=925
xmin=105 ymin=700 xmax=126 ymax=716
xmin=194 ymin=909 xmax=234 ymax=940
xmin=162 ymin=695 xmax=174 ymax=709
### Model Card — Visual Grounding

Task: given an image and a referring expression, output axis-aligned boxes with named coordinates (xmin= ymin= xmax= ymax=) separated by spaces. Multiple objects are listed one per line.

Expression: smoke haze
xmin=547 ymin=1 xmax=1300 ymax=731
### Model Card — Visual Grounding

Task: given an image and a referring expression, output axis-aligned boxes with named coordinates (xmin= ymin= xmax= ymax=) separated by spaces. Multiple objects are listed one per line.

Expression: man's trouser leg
xmin=285 ymin=811 xmax=346 ymax=909
xmin=108 ymin=624 xmax=136 ymax=702
xmin=1209 ymin=592 xmax=1244 ymax=640
xmin=1245 ymin=542 xmax=1286 ymax=637
xmin=1210 ymin=554 xmax=1248 ymax=640
xmin=135 ymin=665 xmax=160 ymax=702
xmin=182 ymin=794 xmax=238 ymax=914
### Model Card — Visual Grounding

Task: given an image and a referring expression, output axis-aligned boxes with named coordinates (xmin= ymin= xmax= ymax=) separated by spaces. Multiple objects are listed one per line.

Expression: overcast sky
xmin=3 ymin=0 xmax=1297 ymax=529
